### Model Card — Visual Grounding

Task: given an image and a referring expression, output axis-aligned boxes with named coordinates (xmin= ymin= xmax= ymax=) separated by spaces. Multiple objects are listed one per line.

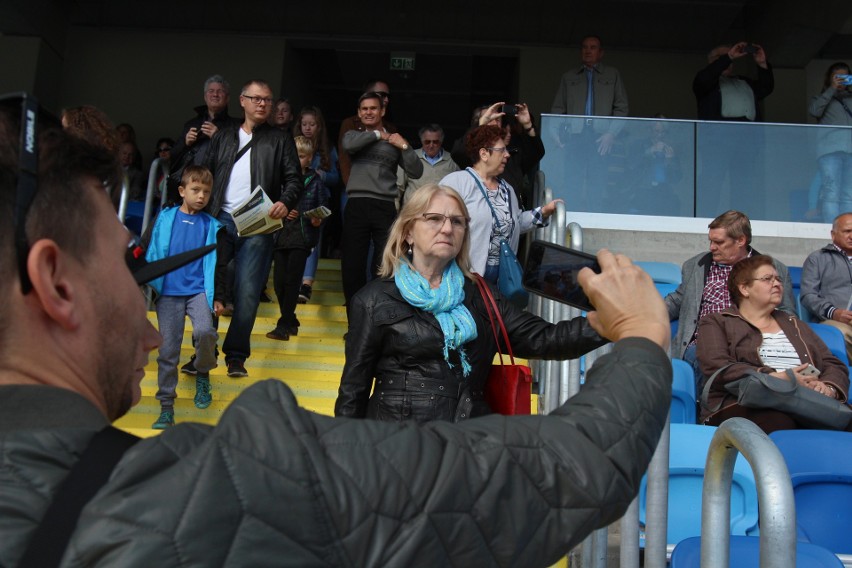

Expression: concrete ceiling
xmin=3 ymin=0 xmax=852 ymax=67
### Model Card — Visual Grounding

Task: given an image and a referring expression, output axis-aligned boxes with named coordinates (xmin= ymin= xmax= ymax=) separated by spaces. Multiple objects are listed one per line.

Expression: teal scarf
xmin=395 ymin=260 xmax=478 ymax=376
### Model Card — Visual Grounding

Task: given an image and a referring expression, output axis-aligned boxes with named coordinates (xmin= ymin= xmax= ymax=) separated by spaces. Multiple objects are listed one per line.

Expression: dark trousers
xmin=272 ymin=247 xmax=310 ymax=329
xmin=340 ymin=197 xmax=396 ymax=317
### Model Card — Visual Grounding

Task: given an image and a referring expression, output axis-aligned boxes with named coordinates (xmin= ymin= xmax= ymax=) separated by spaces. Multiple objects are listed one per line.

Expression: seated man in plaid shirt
xmin=663 ymin=210 xmax=796 ymax=385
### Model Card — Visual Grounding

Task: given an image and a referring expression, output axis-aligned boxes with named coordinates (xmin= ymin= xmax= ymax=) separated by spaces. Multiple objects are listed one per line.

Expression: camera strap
xmin=18 ymin=427 xmax=139 ymax=568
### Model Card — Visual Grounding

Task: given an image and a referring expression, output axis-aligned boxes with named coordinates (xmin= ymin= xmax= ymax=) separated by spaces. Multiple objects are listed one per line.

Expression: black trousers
xmin=272 ymin=247 xmax=310 ymax=329
xmin=340 ymin=197 xmax=396 ymax=318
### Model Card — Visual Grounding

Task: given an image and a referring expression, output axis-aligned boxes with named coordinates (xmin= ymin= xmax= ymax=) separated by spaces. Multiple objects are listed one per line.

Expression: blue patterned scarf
xmin=395 ymin=260 xmax=478 ymax=376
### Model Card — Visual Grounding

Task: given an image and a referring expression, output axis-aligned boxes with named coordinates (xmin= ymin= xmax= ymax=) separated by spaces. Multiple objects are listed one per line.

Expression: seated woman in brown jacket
xmin=697 ymin=254 xmax=849 ymax=433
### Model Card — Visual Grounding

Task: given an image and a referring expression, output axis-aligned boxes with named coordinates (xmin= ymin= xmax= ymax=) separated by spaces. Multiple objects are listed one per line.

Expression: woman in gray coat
xmin=808 ymin=61 xmax=852 ymax=221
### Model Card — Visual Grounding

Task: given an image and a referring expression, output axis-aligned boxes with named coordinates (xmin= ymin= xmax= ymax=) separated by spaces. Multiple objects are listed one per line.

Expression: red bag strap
xmin=474 ymin=275 xmax=516 ymax=365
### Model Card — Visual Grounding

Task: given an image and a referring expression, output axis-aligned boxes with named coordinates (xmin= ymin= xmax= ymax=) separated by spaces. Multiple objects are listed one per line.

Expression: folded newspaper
xmin=232 ymin=186 xmax=283 ymax=237
xmin=302 ymin=205 xmax=332 ymax=220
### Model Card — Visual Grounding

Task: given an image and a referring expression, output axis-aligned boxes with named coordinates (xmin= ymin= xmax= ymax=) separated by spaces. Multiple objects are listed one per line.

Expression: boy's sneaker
xmin=227 ymin=359 xmax=248 ymax=378
xmin=152 ymin=410 xmax=175 ymax=429
xmin=180 ymin=355 xmax=197 ymax=376
xmin=297 ymin=284 xmax=312 ymax=304
xmin=194 ymin=374 xmax=212 ymax=409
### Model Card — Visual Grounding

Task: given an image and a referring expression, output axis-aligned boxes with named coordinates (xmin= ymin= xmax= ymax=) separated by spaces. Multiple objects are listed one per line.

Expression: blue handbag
xmin=468 ymin=169 xmax=529 ymax=308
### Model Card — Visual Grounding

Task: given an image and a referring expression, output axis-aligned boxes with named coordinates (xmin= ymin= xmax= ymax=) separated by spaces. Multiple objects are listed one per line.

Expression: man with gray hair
xmin=801 ymin=212 xmax=852 ymax=361
xmin=398 ymin=123 xmax=459 ymax=204
xmin=169 ymin=74 xmax=239 ymax=202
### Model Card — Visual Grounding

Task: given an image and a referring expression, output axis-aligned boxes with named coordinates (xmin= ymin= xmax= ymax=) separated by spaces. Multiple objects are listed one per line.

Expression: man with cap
xmin=0 ymin=94 xmax=674 ymax=568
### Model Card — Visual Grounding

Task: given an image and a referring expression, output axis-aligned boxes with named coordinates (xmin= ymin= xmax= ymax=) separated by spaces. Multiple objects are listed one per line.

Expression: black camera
xmin=501 ymin=104 xmax=518 ymax=116
xmin=743 ymin=44 xmax=758 ymax=54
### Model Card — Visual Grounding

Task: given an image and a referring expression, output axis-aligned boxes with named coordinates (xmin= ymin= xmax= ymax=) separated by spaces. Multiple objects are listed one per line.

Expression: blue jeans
xmin=217 ymin=212 xmax=274 ymax=362
xmin=818 ymin=151 xmax=852 ymax=222
xmin=682 ymin=343 xmax=704 ymax=392
xmin=155 ymin=293 xmax=218 ymax=409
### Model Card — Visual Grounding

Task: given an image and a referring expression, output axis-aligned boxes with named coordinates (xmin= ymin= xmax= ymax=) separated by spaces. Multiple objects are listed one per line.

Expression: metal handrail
xmin=141 ymin=158 xmax=169 ymax=236
xmin=701 ymin=418 xmax=797 ymax=568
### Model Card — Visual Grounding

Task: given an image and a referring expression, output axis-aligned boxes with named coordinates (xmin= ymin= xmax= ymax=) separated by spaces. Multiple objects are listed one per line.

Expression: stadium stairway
xmin=115 ymin=258 xmax=346 ymax=436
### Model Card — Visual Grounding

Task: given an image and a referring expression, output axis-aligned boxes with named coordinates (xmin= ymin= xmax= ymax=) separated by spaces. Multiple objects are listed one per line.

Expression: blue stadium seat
xmin=788 ymin=266 xmax=802 ymax=294
xmin=636 ymin=261 xmax=682 ymax=285
xmin=769 ymin=430 xmax=852 ymax=555
xmin=807 ymin=323 xmax=850 ymax=366
xmin=670 ymin=535 xmax=843 ymax=567
xmin=638 ymin=424 xmax=759 ymax=548
xmin=671 ymin=359 xmax=697 ymax=424
xmin=797 ymin=293 xmax=818 ymax=323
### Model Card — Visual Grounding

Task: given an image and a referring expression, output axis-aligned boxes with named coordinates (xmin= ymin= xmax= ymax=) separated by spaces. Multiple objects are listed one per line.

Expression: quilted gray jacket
xmin=1 ymin=337 xmax=670 ymax=567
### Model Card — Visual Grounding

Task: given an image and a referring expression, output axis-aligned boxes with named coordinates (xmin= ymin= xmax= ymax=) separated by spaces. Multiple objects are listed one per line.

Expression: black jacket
xmin=335 ymin=276 xmax=607 ymax=422
xmin=203 ymin=122 xmax=303 ymax=217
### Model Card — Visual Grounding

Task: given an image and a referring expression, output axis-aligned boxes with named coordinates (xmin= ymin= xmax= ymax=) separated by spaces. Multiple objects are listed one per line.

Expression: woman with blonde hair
xmin=335 ymin=183 xmax=605 ymax=423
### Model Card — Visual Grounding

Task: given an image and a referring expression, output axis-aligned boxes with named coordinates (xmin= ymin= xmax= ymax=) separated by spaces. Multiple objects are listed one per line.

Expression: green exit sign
xmin=390 ymin=53 xmax=415 ymax=71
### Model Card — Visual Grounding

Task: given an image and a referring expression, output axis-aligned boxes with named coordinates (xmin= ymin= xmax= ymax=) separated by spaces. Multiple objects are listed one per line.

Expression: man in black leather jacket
xmin=203 ymin=79 xmax=303 ymax=377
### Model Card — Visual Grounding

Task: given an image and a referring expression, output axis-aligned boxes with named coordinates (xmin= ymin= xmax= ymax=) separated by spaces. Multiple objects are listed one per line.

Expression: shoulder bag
xmin=475 ymin=275 xmax=533 ymax=415
xmin=700 ymin=363 xmax=852 ymax=430
xmin=467 ymin=170 xmax=529 ymax=308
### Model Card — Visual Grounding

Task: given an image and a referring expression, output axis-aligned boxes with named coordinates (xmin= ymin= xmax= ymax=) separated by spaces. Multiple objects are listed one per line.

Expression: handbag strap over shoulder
xmin=466 ymin=168 xmax=513 ymax=231
xmin=474 ymin=275 xmax=516 ymax=364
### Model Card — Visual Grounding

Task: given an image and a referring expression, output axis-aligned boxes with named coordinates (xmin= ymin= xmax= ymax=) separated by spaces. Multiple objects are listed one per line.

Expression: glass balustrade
xmin=539 ymin=114 xmax=852 ymax=223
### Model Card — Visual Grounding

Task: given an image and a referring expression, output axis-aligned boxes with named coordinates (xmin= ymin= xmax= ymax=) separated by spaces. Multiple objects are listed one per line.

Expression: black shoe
xmin=286 ymin=326 xmax=298 ymax=337
xmin=260 ymin=290 xmax=272 ymax=303
xmin=266 ymin=327 xmax=290 ymax=341
xmin=227 ymin=359 xmax=248 ymax=378
xmin=221 ymin=303 xmax=234 ymax=317
xmin=297 ymin=284 xmax=312 ymax=304
xmin=180 ymin=356 xmax=197 ymax=376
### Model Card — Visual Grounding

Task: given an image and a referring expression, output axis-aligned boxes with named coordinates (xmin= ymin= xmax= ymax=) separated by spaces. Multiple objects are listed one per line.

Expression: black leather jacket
xmin=335 ymin=277 xmax=607 ymax=422
xmin=203 ymin=122 xmax=303 ymax=217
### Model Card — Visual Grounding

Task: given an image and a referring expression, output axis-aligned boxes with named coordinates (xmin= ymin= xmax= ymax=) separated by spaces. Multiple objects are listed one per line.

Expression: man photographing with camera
xmin=693 ymin=41 xmax=774 ymax=122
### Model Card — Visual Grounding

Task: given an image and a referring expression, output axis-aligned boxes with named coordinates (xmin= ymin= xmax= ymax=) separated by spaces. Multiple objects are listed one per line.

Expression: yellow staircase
xmin=115 ymin=258 xmax=346 ymax=436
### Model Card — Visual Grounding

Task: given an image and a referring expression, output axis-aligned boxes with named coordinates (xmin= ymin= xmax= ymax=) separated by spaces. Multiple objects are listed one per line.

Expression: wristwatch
xmin=401 ymin=143 xmax=409 ymax=150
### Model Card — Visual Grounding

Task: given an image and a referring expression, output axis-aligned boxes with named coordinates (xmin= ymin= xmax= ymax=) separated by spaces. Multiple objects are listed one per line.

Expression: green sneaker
xmin=152 ymin=410 xmax=175 ymax=429
xmin=194 ymin=374 xmax=212 ymax=409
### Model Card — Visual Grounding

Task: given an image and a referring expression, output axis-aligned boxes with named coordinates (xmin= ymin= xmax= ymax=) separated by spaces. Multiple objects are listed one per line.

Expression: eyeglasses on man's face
xmin=420 ymin=212 xmax=469 ymax=230
xmin=422 ymin=139 xmax=441 ymax=146
xmin=241 ymin=94 xmax=273 ymax=105
xmin=158 ymin=146 xmax=172 ymax=152
xmin=373 ymin=91 xmax=390 ymax=99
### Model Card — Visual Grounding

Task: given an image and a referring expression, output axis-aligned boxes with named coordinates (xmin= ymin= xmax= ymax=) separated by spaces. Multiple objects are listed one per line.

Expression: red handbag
xmin=474 ymin=276 xmax=533 ymax=415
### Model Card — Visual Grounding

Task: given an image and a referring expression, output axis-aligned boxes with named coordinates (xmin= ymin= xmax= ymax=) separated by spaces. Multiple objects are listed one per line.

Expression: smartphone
xmin=837 ymin=74 xmax=852 ymax=86
xmin=501 ymin=104 xmax=518 ymax=116
xmin=800 ymin=363 xmax=821 ymax=377
xmin=523 ymin=241 xmax=600 ymax=311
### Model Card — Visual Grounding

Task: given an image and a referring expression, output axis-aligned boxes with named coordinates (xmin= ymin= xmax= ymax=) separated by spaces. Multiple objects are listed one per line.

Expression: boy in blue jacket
xmin=146 ymin=165 xmax=223 ymax=428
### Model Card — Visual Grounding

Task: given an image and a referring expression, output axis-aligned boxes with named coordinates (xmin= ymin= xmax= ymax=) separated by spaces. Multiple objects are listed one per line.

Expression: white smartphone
xmin=800 ymin=363 xmax=821 ymax=377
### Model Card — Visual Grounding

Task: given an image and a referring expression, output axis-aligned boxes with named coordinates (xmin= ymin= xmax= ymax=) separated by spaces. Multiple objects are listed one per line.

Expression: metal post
xmin=141 ymin=157 xmax=166 ymax=236
xmin=701 ymin=418 xmax=797 ymax=568
xmin=642 ymin=416 xmax=671 ymax=568
xmin=620 ymin=498 xmax=641 ymax=568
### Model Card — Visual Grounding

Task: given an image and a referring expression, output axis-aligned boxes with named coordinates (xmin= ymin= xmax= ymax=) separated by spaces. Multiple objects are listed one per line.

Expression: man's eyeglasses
xmin=373 ymin=91 xmax=390 ymax=99
xmin=420 ymin=212 xmax=469 ymax=230
xmin=158 ymin=146 xmax=172 ymax=152
xmin=752 ymin=275 xmax=783 ymax=284
xmin=422 ymin=140 xmax=441 ymax=146
xmin=241 ymin=94 xmax=273 ymax=105
xmin=485 ymin=146 xmax=510 ymax=154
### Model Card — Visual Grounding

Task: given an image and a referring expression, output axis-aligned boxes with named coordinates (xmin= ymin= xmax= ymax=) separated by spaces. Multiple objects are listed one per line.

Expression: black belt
xmin=375 ymin=376 xmax=483 ymax=400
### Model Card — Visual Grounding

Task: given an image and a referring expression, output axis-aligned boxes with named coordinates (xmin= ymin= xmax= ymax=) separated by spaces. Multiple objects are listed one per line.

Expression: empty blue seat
xmin=636 ymin=261 xmax=682 ymax=285
xmin=788 ymin=266 xmax=802 ymax=292
xmin=797 ymin=293 xmax=818 ymax=323
xmin=807 ymin=323 xmax=850 ymax=366
xmin=670 ymin=535 xmax=843 ymax=567
xmin=769 ymin=430 xmax=852 ymax=555
xmin=671 ymin=358 xmax=697 ymax=424
xmin=638 ymin=424 xmax=759 ymax=547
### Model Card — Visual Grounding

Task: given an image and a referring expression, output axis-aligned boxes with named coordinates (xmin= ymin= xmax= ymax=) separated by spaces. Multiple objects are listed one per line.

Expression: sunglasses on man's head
xmin=2 ymin=92 xmax=144 ymax=294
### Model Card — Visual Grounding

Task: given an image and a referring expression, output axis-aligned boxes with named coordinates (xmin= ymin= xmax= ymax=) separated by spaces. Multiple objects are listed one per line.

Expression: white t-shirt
xmin=222 ymin=128 xmax=253 ymax=214
xmin=759 ymin=331 xmax=801 ymax=371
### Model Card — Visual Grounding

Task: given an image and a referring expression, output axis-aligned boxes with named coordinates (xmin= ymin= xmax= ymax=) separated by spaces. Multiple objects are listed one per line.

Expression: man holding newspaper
xmin=204 ymin=79 xmax=303 ymax=378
